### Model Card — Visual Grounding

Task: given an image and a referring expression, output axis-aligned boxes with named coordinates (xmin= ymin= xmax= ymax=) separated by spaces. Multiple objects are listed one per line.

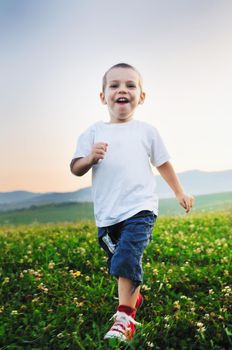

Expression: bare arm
xmin=70 ymin=142 xmax=108 ymax=176
xmin=156 ymin=161 xmax=194 ymax=213
xmin=70 ymin=155 xmax=94 ymax=176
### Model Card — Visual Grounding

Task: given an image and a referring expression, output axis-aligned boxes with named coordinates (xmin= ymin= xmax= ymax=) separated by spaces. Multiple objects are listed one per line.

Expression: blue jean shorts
xmin=98 ymin=210 xmax=157 ymax=286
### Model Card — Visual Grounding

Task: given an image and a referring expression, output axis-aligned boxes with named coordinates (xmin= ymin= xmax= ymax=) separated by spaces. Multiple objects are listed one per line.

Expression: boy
xmin=70 ymin=63 xmax=194 ymax=342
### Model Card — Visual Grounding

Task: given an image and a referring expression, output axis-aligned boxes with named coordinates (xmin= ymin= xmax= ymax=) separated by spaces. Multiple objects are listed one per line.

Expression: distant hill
xmin=0 ymin=169 xmax=231 ymax=212
xmin=0 ymin=188 xmax=91 ymax=212
xmin=155 ymin=169 xmax=232 ymax=198
xmin=0 ymin=192 xmax=231 ymax=226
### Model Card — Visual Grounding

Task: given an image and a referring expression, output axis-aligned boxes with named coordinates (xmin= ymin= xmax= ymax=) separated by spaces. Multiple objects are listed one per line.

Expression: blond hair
xmin=102 ymin=63 xmax=143 ymax=92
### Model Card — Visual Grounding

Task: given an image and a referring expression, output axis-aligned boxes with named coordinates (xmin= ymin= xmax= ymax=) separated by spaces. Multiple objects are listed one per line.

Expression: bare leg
xmin=118 ymin=277 xmax=140 ymax=308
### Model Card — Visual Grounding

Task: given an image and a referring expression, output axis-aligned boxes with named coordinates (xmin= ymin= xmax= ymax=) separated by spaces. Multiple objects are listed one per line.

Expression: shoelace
xmin=110 ymin=311 xmax=141 ymax=328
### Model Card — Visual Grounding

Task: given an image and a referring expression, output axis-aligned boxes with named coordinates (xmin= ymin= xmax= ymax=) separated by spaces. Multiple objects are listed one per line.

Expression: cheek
xmin=132 ymin=94 xmax=140 ymax=103
xmin=104 ymin=93 xmax=112 ymax=101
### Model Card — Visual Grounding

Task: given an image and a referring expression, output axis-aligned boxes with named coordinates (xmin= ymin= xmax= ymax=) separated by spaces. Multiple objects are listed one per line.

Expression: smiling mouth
xmin=115 ymin=97 xmax=130 ymax=104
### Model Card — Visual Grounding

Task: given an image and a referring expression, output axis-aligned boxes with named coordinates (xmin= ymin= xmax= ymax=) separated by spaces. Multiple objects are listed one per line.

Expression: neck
xmin=109 ymin=116 xmax=134 ymax=124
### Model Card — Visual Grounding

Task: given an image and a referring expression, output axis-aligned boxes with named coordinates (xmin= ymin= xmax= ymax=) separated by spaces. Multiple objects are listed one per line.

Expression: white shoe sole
xmin=104 ymin=331 xmax=127 ymax=342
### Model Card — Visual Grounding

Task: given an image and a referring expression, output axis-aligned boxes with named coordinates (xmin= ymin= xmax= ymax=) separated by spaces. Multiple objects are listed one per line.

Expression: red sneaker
xmin=104 ymin=311 xmax=140 ymax=342
xmin=135 ymin=293 xmax=144 ymax=309
xmin=132 ymin=293 xmax=144 ymax=319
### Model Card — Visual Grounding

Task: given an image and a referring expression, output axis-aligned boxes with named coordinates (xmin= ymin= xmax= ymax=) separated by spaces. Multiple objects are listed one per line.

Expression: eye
xmin=127 ymin=84 xmax=136 ymax=88
xmin=110 ymin=84 xmax=118 ymax=88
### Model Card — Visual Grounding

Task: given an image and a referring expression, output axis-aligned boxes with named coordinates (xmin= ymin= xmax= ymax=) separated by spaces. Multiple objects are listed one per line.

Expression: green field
xmin=0 ymin=212 xmax=231 ymax=349
xmin=0 ymin=192 xmax=231 ymax=226
xmin=0 ymin=202 xmax=94 ymax=226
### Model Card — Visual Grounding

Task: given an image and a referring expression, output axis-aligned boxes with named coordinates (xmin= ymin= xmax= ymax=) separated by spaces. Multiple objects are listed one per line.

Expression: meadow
xmin=0 ymin=192 xmax=231 ymax=226
xmin=0 ymin=212 xmax=231 ymax=349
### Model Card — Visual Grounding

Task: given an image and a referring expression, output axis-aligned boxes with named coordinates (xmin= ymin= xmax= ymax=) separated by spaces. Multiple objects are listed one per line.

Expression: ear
xmin=139 ymin=92 xmax=146 ymax=105
xmin=100 ymin=92 xmax=107 ymax=104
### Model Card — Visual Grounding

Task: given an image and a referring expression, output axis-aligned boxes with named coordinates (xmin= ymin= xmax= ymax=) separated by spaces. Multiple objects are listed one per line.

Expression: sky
xmin=0 ymin=0 xmax=232 ymax=193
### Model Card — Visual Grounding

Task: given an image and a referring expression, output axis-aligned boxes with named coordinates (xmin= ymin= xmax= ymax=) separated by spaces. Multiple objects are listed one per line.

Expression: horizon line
xmin=1 ymin=168 xmax=231 ymax=194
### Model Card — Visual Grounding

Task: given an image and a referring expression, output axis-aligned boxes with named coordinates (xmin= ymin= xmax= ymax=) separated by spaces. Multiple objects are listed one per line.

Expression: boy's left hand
xmin=176 ymin=193 xmax=194 ymax=213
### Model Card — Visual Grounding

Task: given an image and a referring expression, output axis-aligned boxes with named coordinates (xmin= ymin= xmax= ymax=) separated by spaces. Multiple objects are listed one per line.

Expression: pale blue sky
xmin=0 ymin=0 xmax=231 ymax=192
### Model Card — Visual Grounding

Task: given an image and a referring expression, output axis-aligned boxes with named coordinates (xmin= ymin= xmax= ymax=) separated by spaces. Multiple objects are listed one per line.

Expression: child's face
xmin=100 ymin=67 xmax=145 ymax=123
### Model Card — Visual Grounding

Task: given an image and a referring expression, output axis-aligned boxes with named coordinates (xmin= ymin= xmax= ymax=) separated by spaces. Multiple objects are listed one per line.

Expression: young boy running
xmin=70 ymin=63 xmax=194 ymax=342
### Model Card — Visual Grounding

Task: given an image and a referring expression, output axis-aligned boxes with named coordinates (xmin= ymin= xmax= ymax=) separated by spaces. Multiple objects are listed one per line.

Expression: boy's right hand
xmin=88 ymin=143 xmax=108 ymax=165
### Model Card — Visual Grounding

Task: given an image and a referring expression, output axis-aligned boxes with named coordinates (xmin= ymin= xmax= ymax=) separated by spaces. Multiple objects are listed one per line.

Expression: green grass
xmin=0 ymin=212 xmax=231 ymax=349
xmin=159 ymin=191 xmax=232 ymax=215
xmin=0 ymin=192 xmax=231 ymax=226
xmin=0 ymin=202 xmax=94 ymax=226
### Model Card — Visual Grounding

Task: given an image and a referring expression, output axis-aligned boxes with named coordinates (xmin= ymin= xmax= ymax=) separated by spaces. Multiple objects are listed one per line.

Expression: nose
xmin=118 ymin=84 xmax=128 ymax=94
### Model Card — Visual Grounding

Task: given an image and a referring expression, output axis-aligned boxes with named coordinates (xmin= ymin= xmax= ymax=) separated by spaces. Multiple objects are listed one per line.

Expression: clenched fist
xmin=89 ymin=142 xmax=108 ymax=165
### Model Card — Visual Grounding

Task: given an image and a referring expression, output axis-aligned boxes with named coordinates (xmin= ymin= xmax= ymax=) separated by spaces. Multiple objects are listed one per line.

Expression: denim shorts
xmin=98 ymin=210 xmax=157 ymax=286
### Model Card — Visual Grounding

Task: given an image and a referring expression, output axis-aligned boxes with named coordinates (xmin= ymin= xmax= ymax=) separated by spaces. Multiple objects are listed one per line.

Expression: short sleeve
xmin=71 ymin=125 xmax=94 ymax=160
xmin=150 ymin=127 xmax=171 ymax=167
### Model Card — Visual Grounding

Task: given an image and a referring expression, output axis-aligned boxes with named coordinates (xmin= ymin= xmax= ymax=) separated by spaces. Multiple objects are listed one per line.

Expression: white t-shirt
xmin=72 ymin=119 xmax=171 ymax=227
